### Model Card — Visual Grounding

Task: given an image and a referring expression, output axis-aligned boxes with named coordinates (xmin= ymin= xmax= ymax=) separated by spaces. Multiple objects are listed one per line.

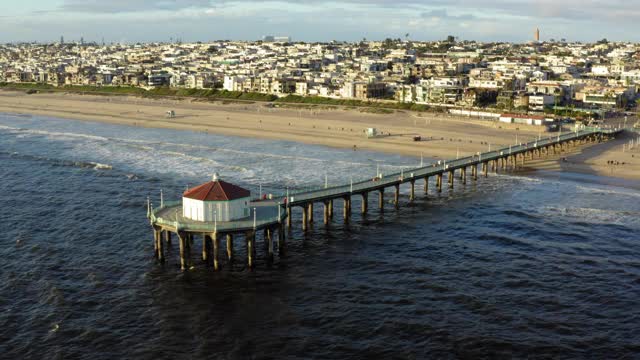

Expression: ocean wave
xmin=541 ymin=206 xmax=639 ymax=225
xmin=0 ymin=151 xmax=113 ymax=170
xmin=0 ymin=125 xmax=110 ymax=142
xmin=574 ymin=185 xmax=640 ymax=199
xmin=120 ymin=138 xmax=414 ymax=168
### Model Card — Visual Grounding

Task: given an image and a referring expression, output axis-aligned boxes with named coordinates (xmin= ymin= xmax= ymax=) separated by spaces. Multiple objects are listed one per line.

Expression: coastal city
xmin=2 ymin=0 xmax=640 ymax=358
xmin=2 ymin=30 xmax=640 ymax=126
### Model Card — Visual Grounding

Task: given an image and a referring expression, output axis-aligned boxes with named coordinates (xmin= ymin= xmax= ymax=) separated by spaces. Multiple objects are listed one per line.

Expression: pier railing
xmin=150 ymin=202 xmax=286 ymax=233
xmin=283 ymin=127 xmax=619 ymax=205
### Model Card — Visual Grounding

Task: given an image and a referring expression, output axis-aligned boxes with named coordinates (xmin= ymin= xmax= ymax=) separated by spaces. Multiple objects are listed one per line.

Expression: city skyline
xmin=1 ymin=0 xmax=639 ymax=44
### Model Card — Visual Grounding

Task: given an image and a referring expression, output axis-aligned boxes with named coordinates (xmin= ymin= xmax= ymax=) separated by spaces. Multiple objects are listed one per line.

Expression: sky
xmin=1 ymin=0 xmax=638 ymax=44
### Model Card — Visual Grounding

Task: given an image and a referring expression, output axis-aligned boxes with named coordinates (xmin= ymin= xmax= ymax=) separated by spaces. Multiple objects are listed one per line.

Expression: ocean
xmin=1 ymin=113 xmax=639 ymax=359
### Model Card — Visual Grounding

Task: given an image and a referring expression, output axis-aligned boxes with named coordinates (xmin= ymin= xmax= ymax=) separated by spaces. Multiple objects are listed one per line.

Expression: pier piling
xmin=409 ymin=181 xmax=415 ymax=202
xmin=324 ymin=201 xmax=330 ymax=225
xmin=361 ymin=193 xmax=368 ymax=214
xmin=226 ymin=234 xmax=233 ymax=261
xmin=343 ymin=196 xmax=351 ymax=222
xmin=266 ymin=228 xmax=274 ymax=263
xmin=394 ymin=184 xmax=400 ymax=208
xmin=302 ymin=205 xmax=308 ymax=231
xmin=212 ymin=233 xmax=219 ymax=271
xmin=247 ymin=231 xmax=256 ymax=269
xmin=278 ymin=224 xmax=286 ymax=256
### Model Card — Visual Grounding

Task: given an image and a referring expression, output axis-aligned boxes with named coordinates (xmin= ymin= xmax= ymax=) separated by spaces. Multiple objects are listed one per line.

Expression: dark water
xmin=1 ymin=114 xmax=639 ymax=359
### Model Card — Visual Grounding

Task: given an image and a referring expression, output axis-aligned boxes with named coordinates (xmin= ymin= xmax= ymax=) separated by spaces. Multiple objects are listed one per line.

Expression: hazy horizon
xmin=1 ymin=0 xmax=638 ymax=44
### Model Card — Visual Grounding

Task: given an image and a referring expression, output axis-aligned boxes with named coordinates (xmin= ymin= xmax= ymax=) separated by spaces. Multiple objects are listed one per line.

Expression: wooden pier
xmin=148 ymin=127 xmax=621 ymax=271
xmin=149 ymin=200 xmax=286 ymax=270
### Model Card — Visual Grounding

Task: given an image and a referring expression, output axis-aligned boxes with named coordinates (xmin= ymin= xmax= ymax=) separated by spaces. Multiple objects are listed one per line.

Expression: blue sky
xmin=1 ymin=0 xmax=638 ymax=43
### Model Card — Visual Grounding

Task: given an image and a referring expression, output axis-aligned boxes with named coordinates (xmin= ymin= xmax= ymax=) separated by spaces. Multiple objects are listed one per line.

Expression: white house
xmin=182 ymin=174 xmax=251 ymax=222
xmin=528 ymin=95 xmax=555 ymax=111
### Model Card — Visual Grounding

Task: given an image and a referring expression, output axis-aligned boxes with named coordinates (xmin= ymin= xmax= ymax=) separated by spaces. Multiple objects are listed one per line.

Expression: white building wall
xmin=183 ymin=197 xmax=250 ymax=222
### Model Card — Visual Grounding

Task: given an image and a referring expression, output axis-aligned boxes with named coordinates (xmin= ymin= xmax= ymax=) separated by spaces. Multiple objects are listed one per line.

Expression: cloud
xmin=59 ymin=0 xmax=212 ymax=13
xmin=1 ymin=0 xmax=638 ymax=43
xmin=52 ymin=0 xmax=640 ymax=25
xmin=420 ymin=9 xmax=475 ymax=21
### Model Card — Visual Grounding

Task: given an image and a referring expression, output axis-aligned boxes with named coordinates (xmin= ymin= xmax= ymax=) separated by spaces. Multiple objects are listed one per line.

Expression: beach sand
xmin=1 ymin=90 xmax=638 ymax=182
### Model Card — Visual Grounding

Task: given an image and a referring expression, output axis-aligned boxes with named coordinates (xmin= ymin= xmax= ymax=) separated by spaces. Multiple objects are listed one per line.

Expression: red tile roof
xmin=183 ymin=180 xmax=251 ymax=201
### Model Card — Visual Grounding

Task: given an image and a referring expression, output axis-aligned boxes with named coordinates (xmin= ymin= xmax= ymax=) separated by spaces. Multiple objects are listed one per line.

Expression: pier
xmin=148 ymin=127 xmax=621 ymax=270
xmin=149 ymin=199 xmax=286 ymax=270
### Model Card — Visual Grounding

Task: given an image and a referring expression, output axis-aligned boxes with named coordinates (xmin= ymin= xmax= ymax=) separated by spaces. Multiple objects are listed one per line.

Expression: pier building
xmin=182 ymin=174 xmax=251 ymax=222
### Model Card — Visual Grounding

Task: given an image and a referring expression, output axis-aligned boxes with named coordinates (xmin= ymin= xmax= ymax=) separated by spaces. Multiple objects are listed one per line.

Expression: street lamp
xmin=253 ymin=207 xmax=257 ymax=229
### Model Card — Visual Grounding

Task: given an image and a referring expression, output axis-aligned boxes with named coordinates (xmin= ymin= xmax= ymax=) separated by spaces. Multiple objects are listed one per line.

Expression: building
xmin=263 ymin=35 xmax=291 ymax=43
xmin=528 ymin=94 xmax=555 ymax=111
xmin=499 ymin=113 xmax=547 ymax=126
xmin=182 ymin=174 xmax=251 ymax=222
xmin=535 ymin=28 xmax=540 ymax=42
xmin=342 ymin=81 xmax=385 ymax=100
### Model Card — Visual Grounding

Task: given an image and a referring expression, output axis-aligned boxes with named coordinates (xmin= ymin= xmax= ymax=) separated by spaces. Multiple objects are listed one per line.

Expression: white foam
xmin=541 ymin=206 xmax=639 ymax=225
xmin=574 ymin=185 xmax=640 ymax=199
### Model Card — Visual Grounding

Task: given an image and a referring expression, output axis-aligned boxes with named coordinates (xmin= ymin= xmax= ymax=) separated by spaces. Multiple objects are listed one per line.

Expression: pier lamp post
xmin=146 ymin=196 xmax=151 ymax=218
xmin=558 ymin=127 xmax=562 ymax=142
xmin=259 ymin=183 xmax=262 ymax=200
xmin=160 ymin=189 xmax=164 ymax=208
xmin=420 ymin=152 xmax=424 ymax=167
xmin=277 ymin=202 xmax=281 ymax=223
xmin=253 ymin=207 xmax=257 ymax=229
xmin=371 ymin=159 xmax=384 ymax=178
xmin=214 ymin=210 xmax=217 ymax=232
xmin=350 ymin=177 xmax=353 ymax=193
xmin=325 ymin=173 xmax=328 ymax=188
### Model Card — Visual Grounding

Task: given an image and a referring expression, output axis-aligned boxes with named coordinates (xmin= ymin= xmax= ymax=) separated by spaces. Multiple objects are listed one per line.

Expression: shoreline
xmin=1 ymin=89 xmax=639 ymax=184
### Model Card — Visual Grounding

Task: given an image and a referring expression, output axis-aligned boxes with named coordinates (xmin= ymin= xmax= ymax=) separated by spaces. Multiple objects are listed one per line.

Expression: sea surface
xmin=1 ymin=113 xmax=639 ymax=359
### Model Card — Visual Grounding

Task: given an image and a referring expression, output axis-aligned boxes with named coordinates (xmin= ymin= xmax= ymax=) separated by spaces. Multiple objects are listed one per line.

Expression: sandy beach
xmin=1 ymin=89 xmax=639 ymax=182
